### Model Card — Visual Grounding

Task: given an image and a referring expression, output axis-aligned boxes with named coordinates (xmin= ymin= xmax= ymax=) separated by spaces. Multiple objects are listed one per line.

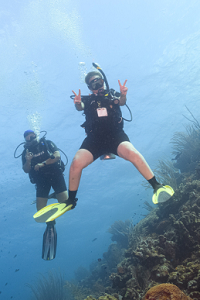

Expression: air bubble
xmin=78 ymin=62 xmax=87 ymax=83
xmin=27 ymin=112 xmax=42 ymax=135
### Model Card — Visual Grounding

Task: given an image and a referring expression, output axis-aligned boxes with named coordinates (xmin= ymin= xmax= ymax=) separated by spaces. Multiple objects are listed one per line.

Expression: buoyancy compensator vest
xmin=22 ymin=138 xmax=65 ymax=184
xmin=80 ymin=89 xmax=124 ymax=134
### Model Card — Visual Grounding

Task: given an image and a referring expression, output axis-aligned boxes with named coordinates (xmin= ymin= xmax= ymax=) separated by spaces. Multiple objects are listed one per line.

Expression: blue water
xmin=1 ymin=0 xmax=200 ymax=299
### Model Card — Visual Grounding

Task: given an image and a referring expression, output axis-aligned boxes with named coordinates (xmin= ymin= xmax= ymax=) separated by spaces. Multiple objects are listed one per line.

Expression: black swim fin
xmin=42 ymin=221 xmax=57 ymax=260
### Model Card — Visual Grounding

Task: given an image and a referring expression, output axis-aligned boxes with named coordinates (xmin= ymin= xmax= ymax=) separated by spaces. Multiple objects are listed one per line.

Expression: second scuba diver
xmin=22 ymin=130 xmax=69 ymax=260
xmin=67 ymin=65 xmax=174 ymax=208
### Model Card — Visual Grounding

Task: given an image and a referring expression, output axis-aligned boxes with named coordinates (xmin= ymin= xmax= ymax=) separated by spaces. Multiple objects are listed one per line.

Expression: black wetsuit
xmin=79 ymin=89 xmax=130 ymax=160
xmin=22 ymin=139 xmax=67 ymax=198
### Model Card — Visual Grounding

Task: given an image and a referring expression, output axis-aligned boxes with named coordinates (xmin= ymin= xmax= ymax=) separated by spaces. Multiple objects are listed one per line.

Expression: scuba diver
xmin=67 ymin=64 xmax=174 ymax=207
xmin=22 ymin=130 xmax=69 ymax=260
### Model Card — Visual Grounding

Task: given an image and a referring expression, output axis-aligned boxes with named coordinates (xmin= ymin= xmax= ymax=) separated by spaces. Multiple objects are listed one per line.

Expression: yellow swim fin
xmin=33 ymin=203 xmax=73 ymax=223
xmin=152 ymin=185 xmax=174 ymax=204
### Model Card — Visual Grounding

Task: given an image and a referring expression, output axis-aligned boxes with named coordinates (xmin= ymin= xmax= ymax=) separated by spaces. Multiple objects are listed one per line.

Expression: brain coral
xmin=142 ymin=283 xmax=193 ymax=300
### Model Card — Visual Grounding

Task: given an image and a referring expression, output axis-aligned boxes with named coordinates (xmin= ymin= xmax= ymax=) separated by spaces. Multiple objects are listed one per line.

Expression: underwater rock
xmin=142 ymin=283 xmax=193 ymax=300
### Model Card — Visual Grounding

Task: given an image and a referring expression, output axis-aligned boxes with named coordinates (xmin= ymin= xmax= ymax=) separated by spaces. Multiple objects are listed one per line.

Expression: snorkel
xmin=92 ymin=63 xmax=110 ymax=95
xmin=92 ymin=62 xmax=132 ymax=122
xmin=70 ymin=62 xmax=132 ymax=122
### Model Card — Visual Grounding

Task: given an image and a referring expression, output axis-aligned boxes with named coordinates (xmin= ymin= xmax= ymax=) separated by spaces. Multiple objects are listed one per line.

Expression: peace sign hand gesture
xmin=118 ymin=80 xmax=128 ymax=96
xmin=72 ymin=89 xmax=81 ymax=104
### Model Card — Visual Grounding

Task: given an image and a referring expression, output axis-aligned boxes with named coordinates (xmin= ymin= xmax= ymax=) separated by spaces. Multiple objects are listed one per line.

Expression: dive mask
xmin=88 ymin=78 xmax=104 ymax=90
xmin=25 ymin=135 xmax=39 ymax=148
xmin=29 ymin=135 xmax=36 ymax=142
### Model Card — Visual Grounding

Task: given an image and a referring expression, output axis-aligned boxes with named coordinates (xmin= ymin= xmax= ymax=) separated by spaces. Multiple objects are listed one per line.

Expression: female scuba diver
xmin=67 ymin=63 xmax=174 ymax=207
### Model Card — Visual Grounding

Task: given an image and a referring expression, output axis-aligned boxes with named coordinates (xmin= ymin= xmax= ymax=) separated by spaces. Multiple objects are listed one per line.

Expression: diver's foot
xmin=152 ymin=185 xmax=174 ymax=204
xmin=46 ymin=220 xmax=56 ymax=226
xmin=65 ymin=198 xmax=78 ymax=209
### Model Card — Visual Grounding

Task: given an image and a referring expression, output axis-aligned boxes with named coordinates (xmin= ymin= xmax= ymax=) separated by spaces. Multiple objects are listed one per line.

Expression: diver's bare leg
xmin=56 ymin=191 xmax=68 ymax=203
xmin=117 ymin=141 xmax=154 ymax=180
xmin=36 ymin=197 xmax=48 ymax=211
xmin=69 ymin=149 xmax=94 ymax=191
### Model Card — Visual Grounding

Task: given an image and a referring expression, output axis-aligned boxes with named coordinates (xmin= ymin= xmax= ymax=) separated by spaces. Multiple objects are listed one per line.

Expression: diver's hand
xmin=72 ymin=89 xmax=81 ymax=104
xmin=118 ymin=80 xmax=128 ymax=96
xmin=25 ymin=149 xmax=33 ymax=162
xmin=34 ymin=163 xmax=44 ymax=171
xmin=72 ymin=89 xmax=84 ymax=111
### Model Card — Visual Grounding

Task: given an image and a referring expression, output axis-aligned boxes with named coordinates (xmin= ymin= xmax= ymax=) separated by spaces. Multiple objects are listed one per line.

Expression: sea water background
xmin=1 ymin=0 xmax=200 ymax=299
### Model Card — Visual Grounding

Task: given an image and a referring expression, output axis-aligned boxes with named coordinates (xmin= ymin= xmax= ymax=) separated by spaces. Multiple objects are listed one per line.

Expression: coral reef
xmin=84 ymin=294 xmax=118 ymax=300
xmin=68 ymin=181 xmax=200 ymax=299
xmin=171 ymin=125 xmax=200 ymax=175
xmin=66 ymin=121 xmax=200 ymax=300
xmin=142 ymin=283 xmax=193 ymax=300
xmin=107 ymin=220 xmax=132 ymax=249
xmin=108 ymin=180 xmax=200 ymax=299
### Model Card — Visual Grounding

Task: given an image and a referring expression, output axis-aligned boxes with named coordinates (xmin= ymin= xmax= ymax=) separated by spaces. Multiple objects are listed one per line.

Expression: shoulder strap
xmin=40 ymin=138 xmax=55 ymax=159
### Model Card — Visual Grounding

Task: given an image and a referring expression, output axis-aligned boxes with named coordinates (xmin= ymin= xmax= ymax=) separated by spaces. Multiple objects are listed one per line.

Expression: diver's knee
xmin=71 ymin=150 xmax=93 ymax=170
xmin=36 ymin=197 xmax=48 ymax=211
xmin=122 ymin=148 xmax=140 ymax=162
xmin=70 ymin=156 xmax=86 ymax=171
